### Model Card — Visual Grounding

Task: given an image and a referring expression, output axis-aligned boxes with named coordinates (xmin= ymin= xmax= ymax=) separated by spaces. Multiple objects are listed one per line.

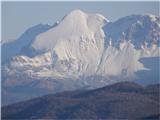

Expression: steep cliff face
xmin=2 ymin=10 xmax=160 ymax=105
xmin=103 ymin=14 xmax=160 ymax=48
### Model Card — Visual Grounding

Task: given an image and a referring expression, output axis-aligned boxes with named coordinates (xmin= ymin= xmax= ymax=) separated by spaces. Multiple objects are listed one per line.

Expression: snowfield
xmin=2 ymin=10 xmax=160 ymax=105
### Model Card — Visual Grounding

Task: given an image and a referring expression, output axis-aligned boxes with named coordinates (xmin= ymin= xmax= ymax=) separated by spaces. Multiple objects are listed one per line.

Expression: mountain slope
xmin=31 ymin=10 xmax=108 ymax=76
xmin=1 ymin=24 xmax=53 ymax=64
xmin=103 ymin=14 xmax=160 ymax=48
xmin=2 ymin=82 xmax=160 ymax=119
xmin=2 ymin=10 xmax=160 ymax=105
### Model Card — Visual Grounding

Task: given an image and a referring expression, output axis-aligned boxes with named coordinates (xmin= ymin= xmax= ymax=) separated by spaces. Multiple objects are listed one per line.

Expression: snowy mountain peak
xmin=2 ymin=10 xmax=160 ymax=105
xmin=64 ymin=9 xmax=108 ymax=22
xmin=62 ymin=9 xmax=87 ymax=23
xmin=104 ymin=14 xmax=160 ymax=49
xmin=65 ymin=9 xmax=85 ymax=17
xmin=31 ymin=10 xmax=108 ymax=53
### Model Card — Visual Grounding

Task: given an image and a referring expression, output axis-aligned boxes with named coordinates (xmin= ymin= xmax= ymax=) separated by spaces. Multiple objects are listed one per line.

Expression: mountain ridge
xmin=2 ymin=81 xmax=160 ymax=119
xmin=2 ymin=9 xmax=160 ymax=105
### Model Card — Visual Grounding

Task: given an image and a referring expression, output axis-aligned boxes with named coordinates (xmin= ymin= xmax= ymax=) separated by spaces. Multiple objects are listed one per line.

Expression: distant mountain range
xmin=2 ymin=81 xmax=160 ymax=119
xmin=1 ymin=10 xmax=160 ymax=105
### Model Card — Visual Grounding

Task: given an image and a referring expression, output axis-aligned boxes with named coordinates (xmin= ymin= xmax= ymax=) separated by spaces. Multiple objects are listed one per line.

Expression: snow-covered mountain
xmin=104 ymin=14 xmax=160 ymax=48
xmin=2 ymin=10 xmax=160 ymax=105
xmin=2 ymin=24 xmax=55 ymax=64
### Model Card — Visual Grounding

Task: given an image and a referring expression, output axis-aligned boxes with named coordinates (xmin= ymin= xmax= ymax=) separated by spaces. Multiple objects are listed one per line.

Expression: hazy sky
xmin=2 ymin=1 xmax=159 ymax=41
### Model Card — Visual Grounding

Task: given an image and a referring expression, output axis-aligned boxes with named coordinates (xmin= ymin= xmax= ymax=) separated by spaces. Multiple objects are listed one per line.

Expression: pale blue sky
xmin=2 ymin=1 xmax=159 ymax=41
